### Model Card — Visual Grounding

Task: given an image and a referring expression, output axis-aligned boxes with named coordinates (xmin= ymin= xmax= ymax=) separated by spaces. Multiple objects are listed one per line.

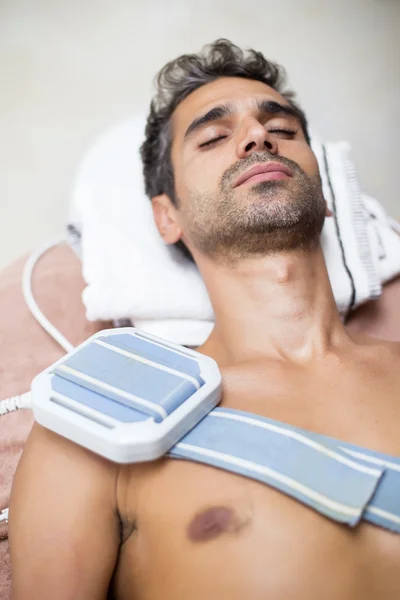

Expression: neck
xmin=196 ymin=247 xmax=349 ymax=366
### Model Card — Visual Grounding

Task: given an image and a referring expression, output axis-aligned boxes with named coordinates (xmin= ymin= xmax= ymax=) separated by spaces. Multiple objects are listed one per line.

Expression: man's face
xmin=163 ymin=77 xmax=326 ymax=264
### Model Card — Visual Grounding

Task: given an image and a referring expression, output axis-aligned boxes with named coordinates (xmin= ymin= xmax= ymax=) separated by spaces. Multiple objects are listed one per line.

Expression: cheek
xmin=285 ymin=142 xmax=320 ymax=177
xmin=180 ymin=151 xmax=229 ymax=196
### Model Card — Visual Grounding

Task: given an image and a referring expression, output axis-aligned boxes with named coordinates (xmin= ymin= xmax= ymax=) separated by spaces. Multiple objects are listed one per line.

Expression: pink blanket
xmin=0 ymin=244 xmax=109 ymax=599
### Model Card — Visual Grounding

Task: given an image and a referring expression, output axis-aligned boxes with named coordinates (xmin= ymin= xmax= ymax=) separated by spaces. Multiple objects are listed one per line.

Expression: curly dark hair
xmin=140 ymin=39 xmax=310 ymax=259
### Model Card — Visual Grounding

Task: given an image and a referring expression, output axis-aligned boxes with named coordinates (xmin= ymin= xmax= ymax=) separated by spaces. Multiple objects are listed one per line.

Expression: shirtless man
xmin=9 ymin=39 xmax=400 ymax=600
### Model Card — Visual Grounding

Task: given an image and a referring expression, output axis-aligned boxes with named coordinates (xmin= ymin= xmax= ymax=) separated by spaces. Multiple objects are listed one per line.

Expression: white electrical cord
xmin=22 ymin=239 xmax=75 ymax=354
xmin=0 ymin=239 xmax=74 ymax=416
xmin=0 ymin=392 xmax=32 ymax=416
xmin=0 ymin=239 xmax=78 ymax=528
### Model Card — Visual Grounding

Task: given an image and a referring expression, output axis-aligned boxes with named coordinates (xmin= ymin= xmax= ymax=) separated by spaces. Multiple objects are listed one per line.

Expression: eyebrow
xmin=184 ymin=99 xmax=303 ymax=140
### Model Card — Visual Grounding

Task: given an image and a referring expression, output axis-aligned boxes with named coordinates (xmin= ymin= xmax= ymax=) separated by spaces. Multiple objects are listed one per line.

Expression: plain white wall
xmin=1 ymin=0 xmax=399 ymax=271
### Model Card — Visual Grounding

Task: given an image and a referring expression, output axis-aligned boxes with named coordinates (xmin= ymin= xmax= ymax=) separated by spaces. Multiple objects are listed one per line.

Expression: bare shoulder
xmin=349 ymin=327 xmax=400 ymax=350
xmin=348 ymin=331 xmax=400 ymax=382
xmin=36 ymin=418 xmax=104 ymax=453
xmin=10 ymin=423 xmax=121 ymax=600
xmin=19 ymin=420 xmax=119 ymax=483
xmin=11 ymin=420 xmax=121 ymax=542
xmin=347 ymin=275 xmax=400 ymax=342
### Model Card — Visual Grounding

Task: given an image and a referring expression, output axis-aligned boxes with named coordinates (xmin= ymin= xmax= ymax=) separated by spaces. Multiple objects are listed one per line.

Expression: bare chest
xmin=219 ymin=357 xmax=400 ymax=454
xmin=116 ymin=456 xmax=400 ymax=600
xmin=114 ymin=358 xmax=400 ymax=600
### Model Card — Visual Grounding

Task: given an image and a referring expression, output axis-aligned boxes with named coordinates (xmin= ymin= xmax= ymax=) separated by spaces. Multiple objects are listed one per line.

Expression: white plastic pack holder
xmin=31 ymin=327 xmax=222 ymax=463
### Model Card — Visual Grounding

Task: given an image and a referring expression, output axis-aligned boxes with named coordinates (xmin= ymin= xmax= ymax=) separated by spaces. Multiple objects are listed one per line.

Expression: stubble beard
xmin=182 ymin=154 xmax=327 ymax=266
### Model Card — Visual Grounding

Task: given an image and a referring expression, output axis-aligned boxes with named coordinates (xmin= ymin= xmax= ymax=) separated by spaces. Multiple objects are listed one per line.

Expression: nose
xmin=236 ymin=117 xmax=278 ymax=159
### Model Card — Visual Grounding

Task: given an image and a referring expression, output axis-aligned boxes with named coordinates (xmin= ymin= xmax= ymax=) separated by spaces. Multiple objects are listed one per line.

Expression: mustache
xmin=220 ymin=152 xmax=306 ymax=190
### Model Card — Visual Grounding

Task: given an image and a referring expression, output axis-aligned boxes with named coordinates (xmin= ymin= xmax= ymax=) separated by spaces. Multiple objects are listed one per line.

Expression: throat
xmin=199 ymin=249 xmax=347 ymax=366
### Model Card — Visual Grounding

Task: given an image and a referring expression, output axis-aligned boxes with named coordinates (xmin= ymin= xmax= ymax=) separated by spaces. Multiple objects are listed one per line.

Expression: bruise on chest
xmin=187 ymin=504 xmax=252 ymax=542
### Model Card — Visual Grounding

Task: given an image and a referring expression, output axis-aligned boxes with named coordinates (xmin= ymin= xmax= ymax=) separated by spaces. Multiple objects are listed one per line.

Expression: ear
xmin=151 ymin=194 xmax=183 ymax=245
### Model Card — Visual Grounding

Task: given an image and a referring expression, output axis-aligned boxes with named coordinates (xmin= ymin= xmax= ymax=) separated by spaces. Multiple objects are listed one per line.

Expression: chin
xmin=250 ymin=179 xmax=291 ymax=194
xmin=241 ymin=184 xmax=293 ymax=209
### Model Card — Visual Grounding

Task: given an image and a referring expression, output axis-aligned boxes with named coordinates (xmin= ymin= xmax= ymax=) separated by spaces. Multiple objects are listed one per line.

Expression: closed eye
xmin=199 ymin=128 xmax=296 ymax=149
xmin=268 ymin=128 xmax=297 ymax=138
xmin=199 ymin=135 xmax=227 ymax=148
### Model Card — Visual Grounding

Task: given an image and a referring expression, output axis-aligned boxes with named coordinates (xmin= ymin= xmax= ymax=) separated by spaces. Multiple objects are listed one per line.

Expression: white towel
xmin=68 ymin=116 xmax=400 ymax=346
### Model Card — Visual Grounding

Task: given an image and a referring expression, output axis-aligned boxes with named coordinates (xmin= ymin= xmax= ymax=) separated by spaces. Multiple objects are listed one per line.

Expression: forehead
xmin=171 ymin=77 xmax=290 ymax=145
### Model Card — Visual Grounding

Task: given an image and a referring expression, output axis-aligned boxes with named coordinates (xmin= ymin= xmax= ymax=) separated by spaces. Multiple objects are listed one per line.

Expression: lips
xmin=233 ymin=163 xmax=293 ymax=188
